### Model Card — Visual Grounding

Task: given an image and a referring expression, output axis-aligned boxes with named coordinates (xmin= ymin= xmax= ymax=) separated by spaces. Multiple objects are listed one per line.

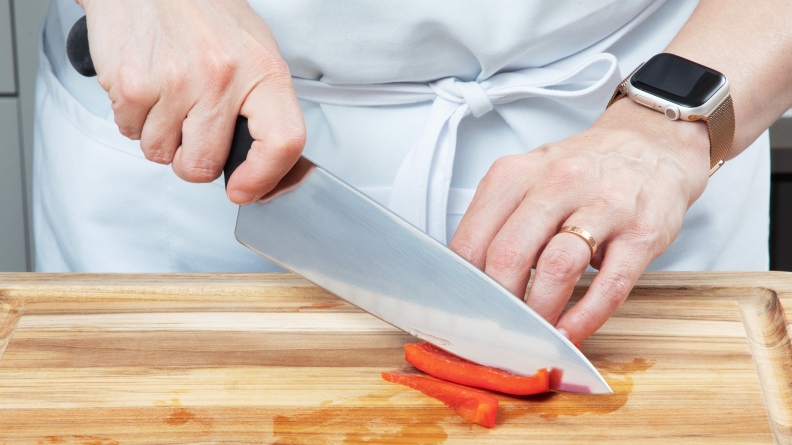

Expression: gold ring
xmin=559 ymin=226 xmax=597 ymax=258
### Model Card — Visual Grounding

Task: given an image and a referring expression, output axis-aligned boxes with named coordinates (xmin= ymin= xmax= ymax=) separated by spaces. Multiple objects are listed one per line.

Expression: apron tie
xmin=293 ymin=53 xmax=622 ymax=243
xmin=440 ymin=79 xmax=494 ymax=118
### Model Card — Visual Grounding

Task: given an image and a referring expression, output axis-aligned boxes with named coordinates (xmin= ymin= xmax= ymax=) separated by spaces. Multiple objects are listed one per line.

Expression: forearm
xmin=665 ymin=0 xmax=792 ymax=159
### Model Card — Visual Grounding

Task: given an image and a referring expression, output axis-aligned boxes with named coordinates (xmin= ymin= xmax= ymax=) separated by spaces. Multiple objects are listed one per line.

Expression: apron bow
xmin=293 ymin=53 xmax=622 ymax=243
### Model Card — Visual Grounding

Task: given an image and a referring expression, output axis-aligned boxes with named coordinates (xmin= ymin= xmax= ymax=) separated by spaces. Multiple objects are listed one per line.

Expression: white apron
xmin=35 ymin=0 xmax=770 ymax=272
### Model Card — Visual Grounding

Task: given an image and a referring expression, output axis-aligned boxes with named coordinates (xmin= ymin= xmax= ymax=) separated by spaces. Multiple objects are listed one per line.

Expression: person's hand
xmin=449 ymin=99 xmax=711 ymax=344
xmin=76 ymin=0 xmax=305 ymax=204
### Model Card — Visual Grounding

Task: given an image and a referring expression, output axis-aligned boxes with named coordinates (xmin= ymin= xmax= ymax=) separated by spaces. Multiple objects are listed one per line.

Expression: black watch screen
xmin=630 ymin=53 xmax=726 ymax=108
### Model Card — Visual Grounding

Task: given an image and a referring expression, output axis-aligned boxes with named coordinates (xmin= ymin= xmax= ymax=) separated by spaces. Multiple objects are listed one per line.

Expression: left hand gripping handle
xmin=66 ymin=16 xmax=254 ymax=189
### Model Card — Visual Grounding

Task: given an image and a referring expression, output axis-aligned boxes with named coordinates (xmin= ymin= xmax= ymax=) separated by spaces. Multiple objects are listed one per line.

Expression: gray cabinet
xmin=0 ymin=0 xmax=15 ymax=94
xmin=0 ymin=98 xmax=26 ymax=271
xmin=0 ymin=0 xmax=48 ymax=271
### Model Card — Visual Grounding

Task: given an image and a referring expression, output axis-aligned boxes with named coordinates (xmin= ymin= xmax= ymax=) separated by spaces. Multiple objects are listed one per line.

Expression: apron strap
xmin=292 ymin=53 xmax=621 ymax=243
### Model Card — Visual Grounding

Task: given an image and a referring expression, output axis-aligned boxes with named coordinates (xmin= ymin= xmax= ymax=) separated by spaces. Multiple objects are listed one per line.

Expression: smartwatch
xmin=607 ymin=53 xmax=735 ymax=176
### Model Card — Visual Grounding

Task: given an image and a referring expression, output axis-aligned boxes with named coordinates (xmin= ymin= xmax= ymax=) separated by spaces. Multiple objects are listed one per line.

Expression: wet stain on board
xmin=153 ymin=398 xmax=213 ymax=429
xmin=273 ymin=387 xmax=450 ymax=444
xmin=502 ymin=357 xmax=656 ymax=423
xmin=272 ymin=408 xmax=449 ymax=445
xmin=600 ymin=357 xmax=656 ymax=373
xmin=165 ymin=408 xmax=197 ymax=426
xmin=270 ymin=360 xmax=655 ymax=443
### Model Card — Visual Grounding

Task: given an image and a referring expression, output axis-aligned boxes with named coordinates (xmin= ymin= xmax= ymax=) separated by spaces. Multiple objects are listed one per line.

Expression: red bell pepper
xmin=405 ymin=342 xmax=550 ymax=395
xmin=381 ymin=371 xmax=498 ymax=428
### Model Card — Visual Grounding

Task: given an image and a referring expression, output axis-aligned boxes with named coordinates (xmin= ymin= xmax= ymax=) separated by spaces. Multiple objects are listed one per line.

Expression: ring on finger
xmin=558 ymin=225 xmax=597 ymax=258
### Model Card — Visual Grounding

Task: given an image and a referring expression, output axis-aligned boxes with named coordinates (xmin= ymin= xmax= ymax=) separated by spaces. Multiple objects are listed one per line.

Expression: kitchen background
xmin=1 ymin=1 xmax=792 ymax=272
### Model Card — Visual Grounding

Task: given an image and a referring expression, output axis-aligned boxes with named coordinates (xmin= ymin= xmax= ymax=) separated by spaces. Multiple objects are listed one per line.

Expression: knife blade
xmin=68 ymin=16 xmax=611 ymax=394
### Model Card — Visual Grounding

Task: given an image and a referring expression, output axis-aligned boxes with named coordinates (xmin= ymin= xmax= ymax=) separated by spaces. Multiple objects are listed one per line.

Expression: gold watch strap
xmin=702 ymin=96 xmax=735 ymax=175
xmin=607 ymin=64 xmax=643 ymax=108
xmin=607 ymin=64 xmax=735 ymax=177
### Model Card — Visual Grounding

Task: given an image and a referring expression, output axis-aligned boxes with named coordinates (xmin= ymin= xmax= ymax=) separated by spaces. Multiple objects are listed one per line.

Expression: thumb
xmin=226 ymin=76 xmax=306 ymax=204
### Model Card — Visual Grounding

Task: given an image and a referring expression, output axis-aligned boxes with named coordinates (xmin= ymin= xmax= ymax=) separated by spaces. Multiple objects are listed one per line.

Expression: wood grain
xmin=0 ymin=273 xmax=332 ymax=302
xmin=0 ymin=272 xmax=791 ymax=444
xmin=0 ymin=298 xmax=23 ymax=361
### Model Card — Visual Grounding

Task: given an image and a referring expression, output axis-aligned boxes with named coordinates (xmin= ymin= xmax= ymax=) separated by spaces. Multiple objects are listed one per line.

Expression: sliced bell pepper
xmin=405 ymin=342 xmax=550 ymax=395
xmin=381 ymin=371 xmax=498 ymax=428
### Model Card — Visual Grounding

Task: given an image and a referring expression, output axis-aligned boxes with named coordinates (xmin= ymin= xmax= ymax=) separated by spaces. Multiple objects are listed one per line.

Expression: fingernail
xmin=227 ymin=190 xmax=257 ymax=204
xmin=557 ymin=328 xmax=571 ymax=340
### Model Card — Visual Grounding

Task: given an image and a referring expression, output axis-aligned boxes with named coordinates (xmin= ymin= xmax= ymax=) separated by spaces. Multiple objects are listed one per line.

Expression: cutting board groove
xmin=1 ymin=272 xmax=792 ymax=444
xmin=738 ymin=288 xmax=792 ymax=443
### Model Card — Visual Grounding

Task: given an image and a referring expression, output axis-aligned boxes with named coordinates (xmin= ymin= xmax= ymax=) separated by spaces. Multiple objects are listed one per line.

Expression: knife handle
xmin=66 ymin=16 xmax=253 ymax=189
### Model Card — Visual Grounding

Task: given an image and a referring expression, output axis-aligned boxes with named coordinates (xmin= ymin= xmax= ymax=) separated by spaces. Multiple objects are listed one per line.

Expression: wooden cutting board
xmin=1 ymin=272 xmax=792 ymax=444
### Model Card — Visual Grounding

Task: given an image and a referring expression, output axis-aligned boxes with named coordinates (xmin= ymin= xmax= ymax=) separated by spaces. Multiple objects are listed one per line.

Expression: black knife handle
xmin=66 ymin=16 xmax=253 ymax=189
xmin=66 ymin=16 xmax=95 ymax=77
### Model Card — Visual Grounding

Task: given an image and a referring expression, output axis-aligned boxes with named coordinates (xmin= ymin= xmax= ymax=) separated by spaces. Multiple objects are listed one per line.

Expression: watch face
xmin=630 ymin=53 xmax=726 ymax=108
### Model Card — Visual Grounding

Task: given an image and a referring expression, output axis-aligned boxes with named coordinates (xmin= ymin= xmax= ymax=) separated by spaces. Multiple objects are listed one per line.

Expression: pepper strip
xmin=381 ymin=371 xmax=498 ymax=428
xmin=405 ymin=342 xmax=550 ymax=395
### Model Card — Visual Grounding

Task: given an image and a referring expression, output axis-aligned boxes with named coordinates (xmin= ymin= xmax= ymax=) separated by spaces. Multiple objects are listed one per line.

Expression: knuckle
xmin=449 ymin=238 xmax=483 ymax=265
xmin=480 ymin=155 xmax=520 ymax=191
xmin=615 ymin=216 xmax=664 ymax=253
xmin=241 ymin=124 xmax=305 ymax=173
xmin=546 ymin=157 xmax=588 ymax=186
xmin=488 ymin=155 xmax=522 ymax=177
xmin=199 ymin=51 xmax=237 ymax=91
xmin=113 ymin=115 xmax=141 ymax=140
xmin=278 ymin=129 xmax=307 ymax=158
xmin=96 ymin=72 xmax=112 ymax=92
xmin=490 ymin=155 xmax=517 ymax=172
xmin=140 ymin=140 xmax=175 ymax=165
xmin=113 ymin=68 xmax=149 ymax=105
xmin=179 ymin=158 xmax=223 ymax=183
xmin=597 ymin=271 xmax=633 ymax=308
xmin=570 ymin=305 xmax=600 ymax=334
xmin=631 ymin=222 xmax=662 ymax=246
xmin=537 ymin=247 xmax=580 ymax=281
xmin=116 ymin=124 xmax=141 ymax=140
xmin=486 ymin=237 xmax=525 ymax=272
xmin=533 ymin=143 xmax=552 ymax=154
xmin=181 ymin=166 xmax=220 ymax=183
xmin=253 ymin=50 xmax=292 ymax=81
xmin=142 ymin=150 xmax=173 ymax=165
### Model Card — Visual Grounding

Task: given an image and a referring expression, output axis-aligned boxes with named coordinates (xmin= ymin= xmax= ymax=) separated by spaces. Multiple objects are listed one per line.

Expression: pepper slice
xmin=381 ymin=371 xmax=498 ymax=428
xmin=405 ymin=342 xmax=550 ymax=395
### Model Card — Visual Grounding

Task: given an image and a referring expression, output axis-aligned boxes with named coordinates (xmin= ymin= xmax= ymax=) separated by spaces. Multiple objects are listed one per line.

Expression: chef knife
xmin=67 ymin=16 xmax=611 ymax=394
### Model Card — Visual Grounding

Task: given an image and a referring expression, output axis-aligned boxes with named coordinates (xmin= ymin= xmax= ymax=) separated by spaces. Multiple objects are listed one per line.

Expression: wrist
xmin=594 ymin=98 xmax=711 ymax=175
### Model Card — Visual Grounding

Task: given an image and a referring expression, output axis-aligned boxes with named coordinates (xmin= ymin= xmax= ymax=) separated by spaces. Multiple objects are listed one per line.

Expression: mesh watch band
xmin=607 ymin=64 xmax=643 ymax=109
xmin=702 ymin=96 xmax=735 ymax=175
xmin=607 ymin=64 xmax=735 ymax=177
